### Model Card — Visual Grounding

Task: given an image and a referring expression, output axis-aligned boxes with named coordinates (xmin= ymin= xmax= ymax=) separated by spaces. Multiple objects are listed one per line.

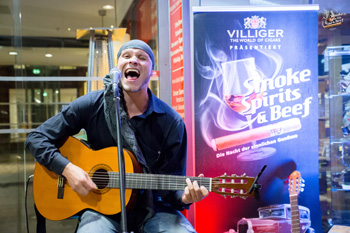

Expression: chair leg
xmin=74 ymin=217 xmax=80 ymax=233
xmin=34 ymin=204 xmax=46 ymax=233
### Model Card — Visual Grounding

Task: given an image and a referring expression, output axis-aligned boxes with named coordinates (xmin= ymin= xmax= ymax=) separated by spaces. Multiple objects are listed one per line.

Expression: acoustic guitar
xmin=288 ymin=171 xmax=304 ymax=233
xmin=33 ymin=136 xmax=263 ymax=221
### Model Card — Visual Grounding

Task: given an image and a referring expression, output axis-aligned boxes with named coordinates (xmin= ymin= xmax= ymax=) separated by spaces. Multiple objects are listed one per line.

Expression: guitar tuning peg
xmin=300 ymin=188 xmax=304 ymax=192
xmin=301 ymin=183 xmax=305 ymax=187
xmin=230 ymin=195 xmax=237 ymax=198
xmin=231 ymin=174 xmax=237 ymax=177
xmin=223 ymin=195 xmax=227 ymax=199
xmin=242 ymin=173 xmax=246 ymax=177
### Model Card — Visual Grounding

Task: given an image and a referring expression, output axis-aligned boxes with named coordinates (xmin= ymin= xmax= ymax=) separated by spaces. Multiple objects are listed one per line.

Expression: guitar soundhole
xmin=92 ymin=169 xmax=109 ymax=189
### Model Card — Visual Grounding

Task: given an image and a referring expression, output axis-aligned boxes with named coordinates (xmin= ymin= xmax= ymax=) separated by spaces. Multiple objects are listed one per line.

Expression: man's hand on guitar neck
xmin=62 ymin=163 xmax=98 ymax=196
xmin=182 ymin=174 xmax=209 ymax=204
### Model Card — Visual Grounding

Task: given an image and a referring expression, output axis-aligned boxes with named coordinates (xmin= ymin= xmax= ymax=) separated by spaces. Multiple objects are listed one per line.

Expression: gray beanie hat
xmin=117 ymin=39 xmax=155 ymax=70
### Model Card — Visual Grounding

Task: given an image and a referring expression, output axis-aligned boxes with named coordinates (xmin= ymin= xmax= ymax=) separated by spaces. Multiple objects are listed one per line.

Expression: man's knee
xmin=77 ymin=211 xmax=120 ymax=233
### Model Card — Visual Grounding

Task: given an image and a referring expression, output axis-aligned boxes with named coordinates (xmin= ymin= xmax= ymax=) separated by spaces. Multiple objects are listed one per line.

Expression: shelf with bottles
xmin=327 ymin=70 xmax=350 ymax=98
xmin=327 ymin=95 xmax=350 ymax=141
xmin=331 ymin=141 xmax=350 ymax=191
xmin=330 ymin=69 xmax=350 ymax=97
xmin=324 ymin=46 xmax=350 ymax=201
xmin=329 ymin=97 xmax=350 ymax=193
xmin=335 ymin=67 xmax=350 ymax=96
xmin=339 ymin=98 xmax=350 ymax=138
xmin=319 ymin=76 xmax=329 ymax=120
xmin=324 ymin=46 xmax=350 ymax=96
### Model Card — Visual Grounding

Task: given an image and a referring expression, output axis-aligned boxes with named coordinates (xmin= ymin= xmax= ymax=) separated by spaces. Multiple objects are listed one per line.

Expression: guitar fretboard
xmin=106 ymin=172 xmax=213 ymax=191
xmin=290 ymin=194 xmax=301 ymax=233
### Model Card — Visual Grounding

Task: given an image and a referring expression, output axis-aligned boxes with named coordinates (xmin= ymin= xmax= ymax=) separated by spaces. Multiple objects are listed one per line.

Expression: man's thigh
xmin=143 ymin=203 xmax=196 ymax=233
xmin=77 ymin=210 xmax=121 ymax=233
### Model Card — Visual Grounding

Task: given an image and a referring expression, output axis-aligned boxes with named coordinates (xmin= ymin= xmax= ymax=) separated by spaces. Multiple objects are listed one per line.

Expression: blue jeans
xmin=76 ymin=202 xmax=196 ymax=233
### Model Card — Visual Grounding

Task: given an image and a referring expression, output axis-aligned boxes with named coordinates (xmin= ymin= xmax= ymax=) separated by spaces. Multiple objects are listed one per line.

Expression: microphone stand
xmin=113 ymin=81 xmax=128 ymax=233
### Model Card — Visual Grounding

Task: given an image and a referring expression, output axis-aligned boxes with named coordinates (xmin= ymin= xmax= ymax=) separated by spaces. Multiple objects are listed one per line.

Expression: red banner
xmin=170 ymin=0 xmax=184 ymax=119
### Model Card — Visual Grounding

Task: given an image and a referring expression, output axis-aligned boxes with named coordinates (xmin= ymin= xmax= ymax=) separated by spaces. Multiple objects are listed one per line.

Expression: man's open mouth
xmin=125 ymin=68 xmax=140 ymax=79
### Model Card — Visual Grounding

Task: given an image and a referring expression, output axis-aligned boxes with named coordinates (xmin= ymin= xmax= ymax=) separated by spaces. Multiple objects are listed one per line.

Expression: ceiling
xmin=0 ymin=0 xmax=134 ymax=37
xmin=0 ymin=0 xmax=134 ymax=67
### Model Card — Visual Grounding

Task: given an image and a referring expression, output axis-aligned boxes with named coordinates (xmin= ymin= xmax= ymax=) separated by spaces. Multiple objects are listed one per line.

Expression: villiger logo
xmin=244 ymin=16 xmax=266 ymax=29
xmin=322 ymin=10 xmax=345 ymax=28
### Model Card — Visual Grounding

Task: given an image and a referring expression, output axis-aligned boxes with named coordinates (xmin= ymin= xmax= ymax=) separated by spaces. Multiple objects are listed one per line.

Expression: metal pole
xmin=87 ymin=30 xmax=95 ymax=93
xmin=108 ymin=30 xmax=115 ymax=70
xmin=109 ymin=29 xmax=128 ymax=233
xmin=113 ymin=79 xmax=128 ymax=233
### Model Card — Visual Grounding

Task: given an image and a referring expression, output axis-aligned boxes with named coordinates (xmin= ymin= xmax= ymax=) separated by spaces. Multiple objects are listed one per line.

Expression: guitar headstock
xmin=288 ymin=171 xmax=305 ymax=196
xmin=211 ymin=166 xmax=266 ymax=200
xmin=211 ymin=173 xmax=259 ymax=199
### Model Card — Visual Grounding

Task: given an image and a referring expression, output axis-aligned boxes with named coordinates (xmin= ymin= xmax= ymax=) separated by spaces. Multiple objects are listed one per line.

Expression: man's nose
xmin=129 ymin=56 xmax=139 ymax=65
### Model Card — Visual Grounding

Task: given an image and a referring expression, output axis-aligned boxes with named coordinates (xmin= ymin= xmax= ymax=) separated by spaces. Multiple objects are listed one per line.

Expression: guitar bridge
xmin=57 ymin=175 xmax=65 ymax=199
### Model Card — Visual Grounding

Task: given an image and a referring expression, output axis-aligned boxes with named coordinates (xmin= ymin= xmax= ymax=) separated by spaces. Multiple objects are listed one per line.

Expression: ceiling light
xmin=9 ymin=52 xmax=17 ymax=55
xmin=103 ymin=5 xmax=114 ymax=10
xmin=45 ymin=53 xmax=53 ymax=58
xmin=14 ymin=65 xmax=25 ymax=69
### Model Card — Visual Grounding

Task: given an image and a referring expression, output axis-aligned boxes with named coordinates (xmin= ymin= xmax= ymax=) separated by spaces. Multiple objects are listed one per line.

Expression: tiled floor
xmin=0 ymin=161 xmax=78 ymax=233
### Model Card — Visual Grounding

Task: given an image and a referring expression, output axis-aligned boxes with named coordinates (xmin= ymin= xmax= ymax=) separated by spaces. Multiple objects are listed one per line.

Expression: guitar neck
xmin=107 ymin=172 xmax=212 ymax=191
xmin=290 ymin=194 xmax=301 ymax=233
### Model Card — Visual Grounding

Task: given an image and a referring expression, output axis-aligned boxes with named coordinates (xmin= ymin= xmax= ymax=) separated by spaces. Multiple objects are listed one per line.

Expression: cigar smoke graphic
xmin=196 ymin=36 xmax=289 ymax=160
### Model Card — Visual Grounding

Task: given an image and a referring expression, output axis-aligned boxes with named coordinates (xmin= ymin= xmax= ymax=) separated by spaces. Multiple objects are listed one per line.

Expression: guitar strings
xmin=86 ymin=171 xmax=211 ymax=189
xmin=87 ymin=171 xmax=247 ymax=184
xmin=88 ymin=171 xmax=248 ymax=184
xmin=85 ymin=171 xmax=250 ymax=194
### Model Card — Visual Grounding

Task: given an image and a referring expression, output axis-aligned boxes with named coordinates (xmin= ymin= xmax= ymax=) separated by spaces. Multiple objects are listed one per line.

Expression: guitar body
xmin=33 ymin=136 xmax=142 ymax=221
xmin=33 ymin=137 xmax=263 ymax=221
